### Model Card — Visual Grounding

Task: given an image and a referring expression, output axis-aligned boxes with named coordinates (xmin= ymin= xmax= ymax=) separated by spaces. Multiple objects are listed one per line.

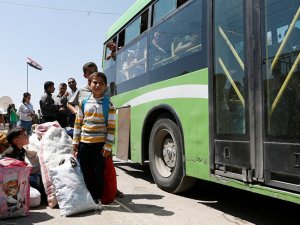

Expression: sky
xmin=0 ymin=0 xmax=135 ymax=112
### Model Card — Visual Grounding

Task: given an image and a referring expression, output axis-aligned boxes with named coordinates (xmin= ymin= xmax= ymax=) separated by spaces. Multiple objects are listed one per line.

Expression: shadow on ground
xmin=114 ymin=161 xmax=154 ymax=184
xmin=114 ymin=161 xmax=300 ymax=225
xmin=182 ymin=180 xmax=300 ymax=225
xmin=112 ymin=193 xmax=174 ymax=216
xmin=1 ymin=211 xmax=54 ymax=225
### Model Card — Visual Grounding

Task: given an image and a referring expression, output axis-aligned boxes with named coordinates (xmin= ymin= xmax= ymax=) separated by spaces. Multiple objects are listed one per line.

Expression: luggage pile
xmin=1 ymin=121 xmax=107 ymax=218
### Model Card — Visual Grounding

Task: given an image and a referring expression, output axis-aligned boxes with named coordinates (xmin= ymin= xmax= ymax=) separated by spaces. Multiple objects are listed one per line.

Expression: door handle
xmin=224 ymin=147 xmax=230 ymax=159
xmin=294 ymin=153 xmax=300 ymax=168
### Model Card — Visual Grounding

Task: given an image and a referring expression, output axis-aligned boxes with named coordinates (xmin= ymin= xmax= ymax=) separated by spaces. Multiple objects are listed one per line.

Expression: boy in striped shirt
xmin=72 ymin=72 xmax=116 ymax=204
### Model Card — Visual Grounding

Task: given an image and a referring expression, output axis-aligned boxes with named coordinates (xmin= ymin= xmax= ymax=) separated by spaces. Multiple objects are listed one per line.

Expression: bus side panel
xmin=112 ymin=70 xmax=211 ymax=179
xmin=179 ymin=98 xmax=210 ymax=181
xmin=128 ymin=97 xmax=210 ymax=180
xmin=130 ymin=105 xmax=148 ymax=163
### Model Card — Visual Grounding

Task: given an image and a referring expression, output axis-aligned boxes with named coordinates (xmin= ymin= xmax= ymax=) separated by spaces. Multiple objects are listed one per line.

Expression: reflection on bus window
xmin=125 ymin=18 xmax=141 ymax=45
xmin=150 ymin=0 xmax=203 ymax=71
xmin=153 ymin=0 xmax=177 ymax=25
xmin=152 ymin=31 xmax=168 ymax=61
xmin=125 ymin=10 xmax=148 ymax=45
xmin=116 ymin=36 xmax=147 ymax=84
xmin=262 ymin=0 xmax=300 ymax=140
xmin=267 ymin=31 xmax=272 ymax=46
xmin=171 ymin=34 xmax=201 ymax=57
xmin=277 ymin=25 xmax=288 ymax=43
xmin=227 ymin=81 xmax=245 ymax=134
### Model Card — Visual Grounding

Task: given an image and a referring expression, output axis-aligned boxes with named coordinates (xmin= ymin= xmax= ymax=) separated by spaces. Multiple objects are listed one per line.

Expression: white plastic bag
xmin=39 ymin=126 xmax=72 ymax=208
xmin=49 ymin=157 xmax=100 ymax=216
xmin=24 ymin=134 xmax=41 ymax=174
xmin=29 ymin=187 xmax=41 ymax=208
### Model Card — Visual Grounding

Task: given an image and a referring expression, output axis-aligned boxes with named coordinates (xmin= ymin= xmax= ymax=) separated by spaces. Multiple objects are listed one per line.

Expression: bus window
xmin=125 ymin=10 xmax=149 ymax=45
xmin=125 ymin=18 xmax=141 ymax=45
xmin=116 ymin=36 xmax=147 ymax=84
xmin=141 ymin=10 xmax=149 ymax=34
xmin=149 ymin=0 xmax=206 ymax=84
xmin=262 ymin=0 xmax=300 ymax=140
xmin=153 ymin=0 xmax=177 ymax=25
xmin=103 ymin=37 xmax=117 ymax=85
xmin=118 ymin=30 xmax=125 ymax=49
xmin=214 ymin=0 xmax=246 ymax=135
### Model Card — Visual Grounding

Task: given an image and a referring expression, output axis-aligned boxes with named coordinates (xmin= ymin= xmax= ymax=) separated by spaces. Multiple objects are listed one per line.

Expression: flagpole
xmin=26 ymin=62 xmax=29 ymax=92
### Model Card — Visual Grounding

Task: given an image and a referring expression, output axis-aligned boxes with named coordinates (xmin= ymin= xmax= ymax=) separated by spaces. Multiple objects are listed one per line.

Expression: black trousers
xmin=56 ymin=113 xmax=68 ymax=128
xmin=77 ymin=142 xmax=105 ymax=200
xmin=42 ymin=116 xmax=56 ymax=123
xmin=68 ymin=114 xmax=76 ymax=128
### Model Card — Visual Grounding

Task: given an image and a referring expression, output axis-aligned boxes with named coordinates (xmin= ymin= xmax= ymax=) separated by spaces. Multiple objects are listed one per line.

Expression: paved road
xmin=1 ymin=159 xmax=299 ymax=225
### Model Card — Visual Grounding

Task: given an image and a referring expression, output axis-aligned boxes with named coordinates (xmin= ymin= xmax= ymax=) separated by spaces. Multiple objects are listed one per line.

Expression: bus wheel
xmin=149 ymin=118 xmax=195 ymax=193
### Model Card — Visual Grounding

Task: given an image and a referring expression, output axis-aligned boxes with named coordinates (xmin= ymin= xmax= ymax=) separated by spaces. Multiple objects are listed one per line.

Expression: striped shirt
xmin=72 ymin=96 xmax=116 ymax=153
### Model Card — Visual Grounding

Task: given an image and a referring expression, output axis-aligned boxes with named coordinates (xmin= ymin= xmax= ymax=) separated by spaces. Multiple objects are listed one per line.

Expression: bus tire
xmin=149 ymin=118 xmax=195 ymax=193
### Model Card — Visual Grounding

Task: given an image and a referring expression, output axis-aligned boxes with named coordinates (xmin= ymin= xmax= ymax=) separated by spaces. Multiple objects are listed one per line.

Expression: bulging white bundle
xmin=29 ymin=187 xmax=41 ymax=208
xmin=49 ymin=158 xmax=100 ymax=216
xmin=39 ymin=126 xmax=72 ymax=208
xmin=24 ymin=133 xmax=41 ymax=173
xmin=27 ymin=133 xmax=41 ymax=152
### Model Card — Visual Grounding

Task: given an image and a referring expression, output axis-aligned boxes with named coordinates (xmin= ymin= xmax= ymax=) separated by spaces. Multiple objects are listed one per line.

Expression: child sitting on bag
xmin=72 ymin=72 xmax=116 ymax=206
xmin=5 ymin=127 xmax=45 ymax=198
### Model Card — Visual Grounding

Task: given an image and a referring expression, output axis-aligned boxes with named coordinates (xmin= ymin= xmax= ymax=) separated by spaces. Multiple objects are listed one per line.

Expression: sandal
xmin=116 ymin=189 xmax=125 ymax=198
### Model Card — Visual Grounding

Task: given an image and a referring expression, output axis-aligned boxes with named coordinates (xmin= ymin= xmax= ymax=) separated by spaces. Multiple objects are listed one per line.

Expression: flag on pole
xmin=27 ymin=57 xmax=43 ymax=70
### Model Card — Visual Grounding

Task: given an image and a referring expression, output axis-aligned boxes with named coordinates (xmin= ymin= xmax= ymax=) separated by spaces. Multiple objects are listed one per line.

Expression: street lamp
xmin=27 ymin=57 xmax=43 ymax=92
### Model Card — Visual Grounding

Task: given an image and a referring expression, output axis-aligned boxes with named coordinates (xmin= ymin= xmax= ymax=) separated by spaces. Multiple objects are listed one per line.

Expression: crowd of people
xmin=0 ymin=61 xmax=124 ymax=213
xmin=2 ymin=76 xmax=78 ymax=134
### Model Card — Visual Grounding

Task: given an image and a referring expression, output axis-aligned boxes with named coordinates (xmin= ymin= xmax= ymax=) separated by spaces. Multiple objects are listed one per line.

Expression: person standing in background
xmin=17 ymin=92 xmax=35 ymax=135
xmin=9 ymin=104 xmax=18 ymax=129
xmin=6 ymin=105 xmax=11 ymax=129
xmin=67 ymin=78 xmax=78 ymax=127
xmin=37 ymin=110 xmax=42 ymax=124
xmin=40 ymin=81 xmax=61 ymax=123
xmin=67 ymin=62 xmax=98 ymax=114
xmin=55 ymin=83 xmax=69 ymax=128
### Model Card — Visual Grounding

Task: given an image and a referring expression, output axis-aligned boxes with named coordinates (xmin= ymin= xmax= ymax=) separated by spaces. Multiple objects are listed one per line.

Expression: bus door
xmin=212 ymin=0 xmax=253 ymax=182
xmin=261 ymin=0 xmax=300 ymax=192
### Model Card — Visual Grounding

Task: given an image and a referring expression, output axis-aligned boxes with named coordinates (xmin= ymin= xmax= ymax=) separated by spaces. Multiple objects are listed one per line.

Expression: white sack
xmin=49 ymin=158 xmax=100 ymax=216
xmin=29 ymin=187 xmax=41 ymax=208
xmin=39 ymin=126 xmax=72 ymax=208
xmin=24 ymin=133 xmax=41 ymax=173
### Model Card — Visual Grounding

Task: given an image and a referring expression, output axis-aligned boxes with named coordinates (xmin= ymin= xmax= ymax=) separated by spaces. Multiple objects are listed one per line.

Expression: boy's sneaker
xmin=94 ymin=199 xmax=103 ymax=210
xmin=97 ymin=201 xmax=103 ymax=210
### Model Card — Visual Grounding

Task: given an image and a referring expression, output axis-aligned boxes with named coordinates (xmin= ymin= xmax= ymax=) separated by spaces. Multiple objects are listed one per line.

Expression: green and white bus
xmin=103 ymin=0 xmax=300 ymax=204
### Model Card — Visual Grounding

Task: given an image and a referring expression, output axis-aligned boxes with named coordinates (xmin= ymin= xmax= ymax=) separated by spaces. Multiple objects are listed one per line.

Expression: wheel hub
xmin=162 ymin=138 xmax=176 ymax=168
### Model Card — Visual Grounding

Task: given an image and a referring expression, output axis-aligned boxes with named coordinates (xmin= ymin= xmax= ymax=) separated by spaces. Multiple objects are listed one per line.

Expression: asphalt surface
xmin=0 ymin=158 xmax=251 ymax=225
xmin=1 ymin=155 xmax=299 ymax=225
